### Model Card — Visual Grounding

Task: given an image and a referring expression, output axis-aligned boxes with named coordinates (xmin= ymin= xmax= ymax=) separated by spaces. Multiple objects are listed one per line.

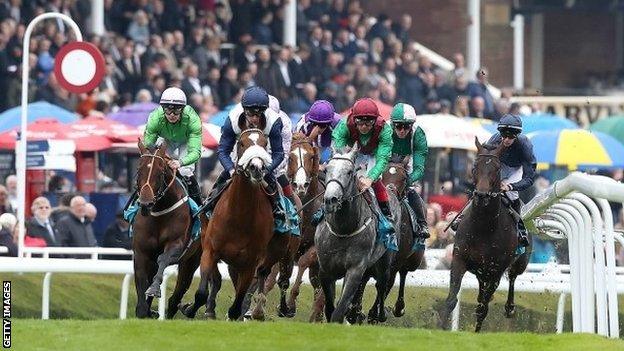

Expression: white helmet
xmin=160 ymin=87 xmax=187 ymax=106
xmin=268 ymin=95 xmax=280 ymax=114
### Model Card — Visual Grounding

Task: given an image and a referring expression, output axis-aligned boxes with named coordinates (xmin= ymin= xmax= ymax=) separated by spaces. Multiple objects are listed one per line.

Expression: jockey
xmin=143 ymin=86 xmax=203 ymax=205
xmin=269 ymin=94 xmax=301 ymax=210
xmin=204 ymin=86 xmax=286 ymax=220
xmin=332 ymin=97 xmax=394 ymax=219
xmin=486 ymin=114 xmax=536 ymax=247
xmin=295 ymin=100 xmax=342 ymax=165
xmin=389 ymin=103 xmax=430 ymax=239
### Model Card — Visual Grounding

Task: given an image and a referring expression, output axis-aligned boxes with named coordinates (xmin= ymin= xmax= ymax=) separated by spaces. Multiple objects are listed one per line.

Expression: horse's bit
xmin=325 ymin=156 xmax=366 ymax=204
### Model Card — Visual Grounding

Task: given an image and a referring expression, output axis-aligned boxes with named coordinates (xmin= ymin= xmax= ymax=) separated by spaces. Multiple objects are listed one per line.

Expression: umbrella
xmin=414 ymin=114 xmax=493 ymax=151
xmin=69 ymin=116 xmax=141 ymax=143
xmin=521 ymin=112 xmax=578 ymax=134
xmin=108 ymin=102 xmax=158 ymax=127
xmin=207 ymin=104 xmax=236 ymax=127
xmin=137 ymin=122 xmax=221 ymax=149
xmin=340 ymin=99 xmax=393 ymax=120
xmin=0 ymin=118 xmax=112 ymax=151
xmin=526 ymin=129 xmax=624 ymax=170
xmin=589 ymin=115 xmax=624 ymax=145
xmin=0 ymin=101 xmax=79 ymax=132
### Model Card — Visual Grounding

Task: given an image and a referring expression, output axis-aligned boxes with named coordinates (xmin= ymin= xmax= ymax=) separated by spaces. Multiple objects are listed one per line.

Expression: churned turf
xmin=11 ymin=319 xmax=624 ymax=351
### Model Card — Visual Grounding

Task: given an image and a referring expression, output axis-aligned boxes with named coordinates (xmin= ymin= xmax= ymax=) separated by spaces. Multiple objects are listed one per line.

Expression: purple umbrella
xmin=108 ymin=102 xmax=158 ymax=127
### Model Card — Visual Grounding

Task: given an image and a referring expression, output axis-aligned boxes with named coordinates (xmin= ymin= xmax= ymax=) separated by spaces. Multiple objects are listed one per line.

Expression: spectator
xmin=26 ymin=197 xmax=59 ymax=247
xmin=181 ymin=62 xmax=211 ymax=98
xmin=398 ymin=60 xmax=427 ymax=113
xmin=5 ymin=175 xmax=17 ymax=210
xmin=453 ymin=95 xmax=470 ymax=117
xmin=0 ymin=212 xmax=17 ymax=257
xmin=55 ymin=196 xmax=98 ymax=249
xmin=126 ymin=10 xmax=150 ymax=46
xmin=102 ymin=211 xmax=131 ymax=259
xmin=470 ymin=96 xmax=487 ymax=119
xmin=467 ymin=67 xmax=495 ymax=117
xmin=85 ymin=203 xmax=97 ymax=223
xmin=0 ymin=185 xmax=13 ymax=215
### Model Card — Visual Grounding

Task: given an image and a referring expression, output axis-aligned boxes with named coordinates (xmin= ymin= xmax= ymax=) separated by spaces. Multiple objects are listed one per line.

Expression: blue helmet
xmin=241 ymin=86 xmax=269 ymax=109
xmin=497 ymin=114 xmax=522 ymax=133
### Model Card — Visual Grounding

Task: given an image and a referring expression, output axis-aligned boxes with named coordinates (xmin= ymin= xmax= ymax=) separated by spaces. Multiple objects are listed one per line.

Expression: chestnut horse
xmin=381 ymin=161 xmax=425 ymax=317
xmin=439 ymin=138 xmax=530 ymax=332
xmin=180 ymin=128 xmax=289 ymax=320
xmin=133 ymin=140 xmax=193 ymax=318
xmin=284 ymin=133 xmax=325 ymax=321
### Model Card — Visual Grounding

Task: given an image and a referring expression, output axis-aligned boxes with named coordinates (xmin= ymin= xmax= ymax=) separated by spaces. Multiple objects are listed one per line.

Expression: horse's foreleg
xmin=166 ymin=247 xmax=201 ymax=319
xmin=179 ymin=250 xmax=214 ymax=319
xmin=394 ymin=269 xmax=408 ymax=317
xmin=229 ymin=268 xmax=255 ymax=321
xmin=319 ymin=272 xmax=336 ymax=322
xmin=134 ymin=252 xmax=158 ymax=319
xmin=277 ymin=257 xmax=295 ymax=318
xmin=309 ymin=260 xmax=325 ymax=323
xmin=288 ymin=248 xmax=310 ymax=315
xmin=263 ymin=264 xmax=279 ymax=293
xmin=204 ymin=263 xmax=222 ymax=319
xmin=331 ymin=267 xmax=365 ymax=323
xmin=475 ymin=278 xmax=500 ymax=332
xmin=346 ymin=279 xmax=367 ymax=325
xmin=439 ymin=257 xmax=466 ymax=329
xmin=506 ymin=251 xmax=529 ymax=318
xmin=146 ymin=243 xmax=184 ymax=298
xmin=251 ymin=263 xmax=273 ymax=321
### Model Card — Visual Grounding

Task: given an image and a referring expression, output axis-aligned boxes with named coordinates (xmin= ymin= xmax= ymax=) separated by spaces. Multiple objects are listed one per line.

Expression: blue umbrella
xmin=0 ymin=101 xmax=78 ymax=132
xmin=207 ymin=104 xmax=236 ymax=127
xmin=521 ymin=112 xmax=578 ymax=134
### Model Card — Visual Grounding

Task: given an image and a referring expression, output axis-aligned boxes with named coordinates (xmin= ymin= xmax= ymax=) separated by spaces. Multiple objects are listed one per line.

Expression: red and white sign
xmin=53 ymin=41 xmax=106 ymax=94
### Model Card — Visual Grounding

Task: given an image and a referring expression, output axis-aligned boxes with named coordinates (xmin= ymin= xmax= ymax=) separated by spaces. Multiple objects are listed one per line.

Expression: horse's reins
xmin=139 ymin=154 xmax=177 ymax=202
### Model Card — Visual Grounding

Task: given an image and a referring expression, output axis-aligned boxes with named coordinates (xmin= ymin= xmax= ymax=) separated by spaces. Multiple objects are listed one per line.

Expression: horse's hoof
xmin=145 ymin=286 xmax=161 ymax=298
xmin=277 ymin=306 xmax=295 ymax=318
xmin=204 ymin=310 xmax=217 ymax=320
xmin=504 ymin=305 xmax=516 ymax=318
xmin=179 ymin=303 xmax=196 ymax=319
xmin=149 ymin=309 xmax=159 ymax=319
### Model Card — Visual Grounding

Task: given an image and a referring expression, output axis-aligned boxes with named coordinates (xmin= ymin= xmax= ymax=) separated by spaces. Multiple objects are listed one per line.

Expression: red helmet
xmin=350 ymin=98 xmax=379 ymax=119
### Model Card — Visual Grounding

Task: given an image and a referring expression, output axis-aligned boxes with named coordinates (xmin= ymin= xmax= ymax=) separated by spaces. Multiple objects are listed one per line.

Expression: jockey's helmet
xmin=160 ymin=87 xmax=187 ymax=106
xmin=497 ymin=114 xmax=523 ymax=135
xmin=242 ymin=86 xmax=269 ymax=110
xmin=390 ymin=103 xmax=417 ymax=125
xmin=350 ymin=98 xmax=379 ymax=121
xmin=307 ymin=100 xmax=335 ymax=124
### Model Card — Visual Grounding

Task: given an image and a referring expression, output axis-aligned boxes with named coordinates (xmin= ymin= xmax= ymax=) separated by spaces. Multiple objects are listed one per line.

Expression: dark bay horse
xmin=381 ymin=161 xmax=425 ymax=317
xmin=316 ymin=146 xmax=398 ymax=323
xmin=284 ymin=133 xmax=325 ymax=321
xmin=439 ymin=138 xmax=530 ymax=332
xmin=180 ymin=128 xmax=289 ymax=321
xmin=133 ymin=140 xmax=193 ymax=318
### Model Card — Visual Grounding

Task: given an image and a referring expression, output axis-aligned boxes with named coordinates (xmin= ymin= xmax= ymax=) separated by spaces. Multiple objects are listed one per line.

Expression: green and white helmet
xmin=390 ymin=103 xmax=417 ymax=124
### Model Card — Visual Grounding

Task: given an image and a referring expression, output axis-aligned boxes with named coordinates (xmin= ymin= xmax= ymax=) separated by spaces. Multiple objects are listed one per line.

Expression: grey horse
xmin=315 ymin=145 xmax=399 ymax=323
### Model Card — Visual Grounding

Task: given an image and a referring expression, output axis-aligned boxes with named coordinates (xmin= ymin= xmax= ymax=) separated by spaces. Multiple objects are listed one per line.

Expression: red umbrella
xmin=69 ymin=116 xmax=141 ymax=143
xmin=341 ymin=99 xmax=393 ymax=120
xmin=0 ymin=118 xmax=112 ymax=151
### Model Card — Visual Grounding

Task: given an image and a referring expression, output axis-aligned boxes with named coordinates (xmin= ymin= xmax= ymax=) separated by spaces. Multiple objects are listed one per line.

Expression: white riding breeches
xmin=156 ymin=137 xmax=195 ymax=177
xmin=501 ymin=164 xmax=522 ymax=201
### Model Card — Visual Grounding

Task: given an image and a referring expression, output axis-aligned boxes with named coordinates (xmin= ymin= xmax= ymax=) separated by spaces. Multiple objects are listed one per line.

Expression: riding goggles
xmin=393 ymin=122 xmax=413 ymax=131
xmin=244 ymin=107 xmax=266 ymax=117
xmin=163 ymin=104 xmax=184 ymax=113
xmin=354 ymin=118 xmax=375 ymax=127
xmin=500 ymin=130 xmax=519 ymax=139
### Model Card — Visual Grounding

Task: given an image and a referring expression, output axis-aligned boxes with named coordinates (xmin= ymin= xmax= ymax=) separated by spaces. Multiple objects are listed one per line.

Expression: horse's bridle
xmin=290 ymin=140 xmax=319 ymax=188
xmin=236 ymin=128 xmax=268 ymax=178
xmin=325 ymin=156 xmax=366 ymax=204
xmin=138 ymin=153 xmax=177 ymax=204
xmin=472 ymin=153 xmax=501 ymax=198
xmin=386 ymin=163 xmax=409 ymax=196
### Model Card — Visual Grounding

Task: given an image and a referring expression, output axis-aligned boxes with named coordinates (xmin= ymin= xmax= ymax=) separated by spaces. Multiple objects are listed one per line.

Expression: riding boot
xmin=512 ymin=199 xmax=530 ymax=247
xmin=266 ymin=183 xmax=286 ymax=222
xmin=183 ymin=174 xmax=203 ymax=206
xmin=450 ymin=201 xmax=472 ymax=232
xmin=407 ymin=188 xmax=430 ymax=239
xmin=203 ymin=171 xmax=230 ymax=213
xmin=123 ymin=189 xmax=138 ymax=213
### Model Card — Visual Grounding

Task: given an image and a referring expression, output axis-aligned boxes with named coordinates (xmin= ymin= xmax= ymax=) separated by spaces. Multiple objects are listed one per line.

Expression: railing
xmin=522 ymin=172 xmax=624 ymax=338
xmin=21 ymin=247 xmax=133 ymax=259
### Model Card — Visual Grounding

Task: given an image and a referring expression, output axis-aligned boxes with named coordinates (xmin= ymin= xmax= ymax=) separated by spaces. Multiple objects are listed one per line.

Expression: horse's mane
xmin=481 ymin=144 xmax=498 ymax=152
xmin=292 ymin=132 xmax=308 ymax=142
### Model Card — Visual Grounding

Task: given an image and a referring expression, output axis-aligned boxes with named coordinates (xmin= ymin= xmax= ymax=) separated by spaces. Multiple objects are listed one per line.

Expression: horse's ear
xmin=494 ymin=141 xmax=507 ymax=156
xmin=402 ymin=155 xmax=410 ymax=165
xmin=474 ymin=137 xmax=483 ymax=153
xmin=349 ymin=142 xmax=359 ymax=160
xmin=157 ymin=140 xmax=167 ymax=156
xmin=138 ymin=138 xmax=147 ymax=154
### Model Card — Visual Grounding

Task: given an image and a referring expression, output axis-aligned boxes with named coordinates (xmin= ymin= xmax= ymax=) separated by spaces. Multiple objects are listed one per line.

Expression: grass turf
xmin=11 ymin=319 xmax=624 ymax=351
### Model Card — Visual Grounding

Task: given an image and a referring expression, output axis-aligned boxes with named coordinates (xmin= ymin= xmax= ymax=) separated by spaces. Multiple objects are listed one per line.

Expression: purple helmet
xmin=306 ymin=100 xmax=335 ymax=124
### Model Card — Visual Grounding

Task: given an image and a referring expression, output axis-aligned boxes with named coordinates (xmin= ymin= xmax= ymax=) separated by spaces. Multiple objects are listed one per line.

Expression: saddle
xmin=401 ymin=198 xmax=420 ymax=235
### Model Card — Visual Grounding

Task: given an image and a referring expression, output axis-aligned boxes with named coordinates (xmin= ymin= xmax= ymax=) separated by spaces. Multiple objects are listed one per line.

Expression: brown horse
xmin=180 ymin=128 xmax=289 ymax=320
xmin=284 ymin=133 xmax=325 ymax=321
xmin=133 ymin=140 xmax=193 ymax=318
xmin=439 ymin=138 xmax=530 ymax=332
xmin=381 ymin=161 xmax=425 ymax=317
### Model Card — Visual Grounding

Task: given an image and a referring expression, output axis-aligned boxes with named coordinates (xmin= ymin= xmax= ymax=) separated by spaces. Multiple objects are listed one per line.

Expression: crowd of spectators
xmin=0 ymin=0 xmax=512 ymax=122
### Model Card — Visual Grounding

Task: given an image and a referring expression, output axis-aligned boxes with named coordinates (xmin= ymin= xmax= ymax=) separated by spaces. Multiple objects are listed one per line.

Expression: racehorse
xmin=381 ymin=160 xmax=425 ymax=317
xmin=439 ymin=138 xmax=530 ymax=332
xmin=133 ymin=140 xmax=193 ymax=318
xmin=284 ymin=133 xmax=325 ymax=321
xmin=180 ymin=128 xmax=289 ymax=321
xmin=316 ymin=145 xmax=398 ymax=323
